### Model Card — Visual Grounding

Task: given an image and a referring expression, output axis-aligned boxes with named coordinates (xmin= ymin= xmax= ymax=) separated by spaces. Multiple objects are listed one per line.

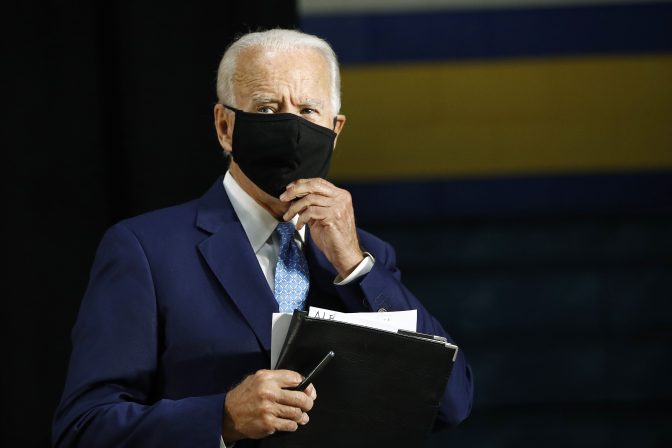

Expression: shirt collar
xmin=223 ymin=171 xmax=305 ymax=253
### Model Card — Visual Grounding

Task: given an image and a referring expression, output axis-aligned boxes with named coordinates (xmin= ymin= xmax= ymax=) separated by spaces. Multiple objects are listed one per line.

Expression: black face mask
xmin=224 ymin=105 xmax=337 ymax=198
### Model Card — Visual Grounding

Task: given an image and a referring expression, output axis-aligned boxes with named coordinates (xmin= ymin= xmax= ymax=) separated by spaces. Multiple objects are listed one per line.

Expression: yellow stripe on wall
xmin=330 ymin=54 xmax=672 ymax=181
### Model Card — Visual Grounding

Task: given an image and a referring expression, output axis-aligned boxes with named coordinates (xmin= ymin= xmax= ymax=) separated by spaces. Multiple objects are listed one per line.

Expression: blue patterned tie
xmin=273 ymin=222 xmax=309 ymax=313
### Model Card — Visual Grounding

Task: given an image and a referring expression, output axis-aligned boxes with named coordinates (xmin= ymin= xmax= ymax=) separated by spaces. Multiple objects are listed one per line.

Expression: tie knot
xmin=275 ymin=222 xmax=296 ymax=245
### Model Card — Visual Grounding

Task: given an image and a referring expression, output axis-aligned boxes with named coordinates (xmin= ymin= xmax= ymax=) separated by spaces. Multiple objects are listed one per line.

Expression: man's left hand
xmin=280 ymin=178 xmax=364 ymax=279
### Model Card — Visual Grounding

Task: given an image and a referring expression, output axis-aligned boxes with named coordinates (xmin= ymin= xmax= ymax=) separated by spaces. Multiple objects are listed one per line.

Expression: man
xmin=53 ymin=29 xmax=473 ymax=447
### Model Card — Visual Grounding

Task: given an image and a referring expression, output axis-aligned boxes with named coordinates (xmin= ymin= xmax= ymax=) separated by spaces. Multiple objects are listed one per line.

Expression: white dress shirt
xmin=220 ymin=171 xmax=374 ymax=447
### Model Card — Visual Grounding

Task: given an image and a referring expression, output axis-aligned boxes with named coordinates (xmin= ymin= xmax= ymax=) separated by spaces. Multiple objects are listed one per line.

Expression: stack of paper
xmin=271 ymin=306 xmax=417 ymax=368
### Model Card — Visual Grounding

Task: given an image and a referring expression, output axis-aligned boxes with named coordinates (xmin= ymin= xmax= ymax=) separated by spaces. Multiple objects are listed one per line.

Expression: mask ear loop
xmin=332 ymin=116 xmax=337 ymax=130
xmin=222 ymin=104 xmax=241 ymax=114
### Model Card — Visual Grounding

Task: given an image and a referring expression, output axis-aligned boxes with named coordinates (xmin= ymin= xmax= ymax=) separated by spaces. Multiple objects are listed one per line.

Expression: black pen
xmin=291 ymin=351 xmax=335 ymax=391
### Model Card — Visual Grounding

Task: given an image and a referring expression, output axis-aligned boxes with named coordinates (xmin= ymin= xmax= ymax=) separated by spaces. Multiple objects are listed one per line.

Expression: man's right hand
xmin=222 ymin=369 xmax=317 ymax=443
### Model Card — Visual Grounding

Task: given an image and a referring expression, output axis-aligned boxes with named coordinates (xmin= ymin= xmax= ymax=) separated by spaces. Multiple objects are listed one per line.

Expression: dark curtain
xmin=6 ymin=2 xmax=297 ymax=446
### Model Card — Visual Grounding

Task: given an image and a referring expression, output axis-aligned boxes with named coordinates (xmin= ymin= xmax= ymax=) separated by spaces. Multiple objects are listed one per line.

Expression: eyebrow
xmin=302 ymin=98 xmax=324 ymax=109
xmin=251 ymin=95 xmax=280 ymax=104
xmin=250 ymin=96 xmax=324 ymax=109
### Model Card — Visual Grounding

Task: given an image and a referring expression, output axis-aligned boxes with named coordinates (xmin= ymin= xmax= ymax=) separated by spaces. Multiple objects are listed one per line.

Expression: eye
xmin=256 ymin=106 xmax=275 ymax=114
xmin=301 ymin=108 xmax=318 ymax=115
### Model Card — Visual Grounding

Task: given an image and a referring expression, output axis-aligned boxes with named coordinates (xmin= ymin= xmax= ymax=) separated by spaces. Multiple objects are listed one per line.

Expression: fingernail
xmin=301 ymin=413 xmax=310 ymax=425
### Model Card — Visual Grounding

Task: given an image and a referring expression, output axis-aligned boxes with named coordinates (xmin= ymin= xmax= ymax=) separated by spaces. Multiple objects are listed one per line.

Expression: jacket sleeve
xmin=52 ymin=224 xmax=225 ymax=448
xmin=333 ymin=231 xmax=474 ymax=429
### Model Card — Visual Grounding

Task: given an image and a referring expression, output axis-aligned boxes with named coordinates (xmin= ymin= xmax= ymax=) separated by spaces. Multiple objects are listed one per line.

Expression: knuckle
xmin=259 ymin=401 xmax=275 ymax=415
xmin=290 ymin=372 xmax=303 ymax=384
xmin=291 ymin=394 xmax=308 ymax=410
xmin=258 ymin=387 xmax=277 ymax=402
xmin=285 ymin=421 xmax=299 ymax=432
xmin=261 ymin=414 xmax=276 ymax=429
xmin=290 ymin=406 xmax=302 ymax=420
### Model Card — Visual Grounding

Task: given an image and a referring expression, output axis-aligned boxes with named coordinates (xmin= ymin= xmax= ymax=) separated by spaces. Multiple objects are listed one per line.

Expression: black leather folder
xmin=259 ymin=310 xmax=458 ymax=448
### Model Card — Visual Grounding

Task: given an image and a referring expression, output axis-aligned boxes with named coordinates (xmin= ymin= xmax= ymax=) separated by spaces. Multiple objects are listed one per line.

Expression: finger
xmin=266 ymin=415 xmax=300 ymax=433
xmin=289 ymin=177 xmax=334 ymax=187
xmin=270 ymin=369 xmax=304 ymax=389
xmin=273 ymin=403 xmax=305 ymax=422
xmin=296 ymin=205 xmax=329 ymax=230
xmin=303 ymin=383 xmax=317 ymax=401
xmin=277 ymin=389 xmax=314 ymax=412
xmin=280 ymin=179 xmax=336 ymax=202
xmin=282 ymin=194 xmax=333 ymax=221
xmin=292 ymin=177 xmax=333 ymax=188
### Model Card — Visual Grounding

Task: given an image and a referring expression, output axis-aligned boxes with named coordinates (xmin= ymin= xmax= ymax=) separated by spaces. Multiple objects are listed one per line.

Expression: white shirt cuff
xmin=333 ymin=252 xmax=375 ymax=285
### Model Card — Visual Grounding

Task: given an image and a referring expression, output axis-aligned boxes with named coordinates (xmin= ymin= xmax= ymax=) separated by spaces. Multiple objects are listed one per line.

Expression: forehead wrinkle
xmin=233 ymin=71 xmax=271 ymax=93
xmin=232 ymin=48 xmax=333 ymax=112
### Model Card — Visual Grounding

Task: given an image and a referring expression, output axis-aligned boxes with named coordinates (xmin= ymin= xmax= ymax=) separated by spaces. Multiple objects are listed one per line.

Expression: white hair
xmin=216 ymin=28 xmax=341 ymax=114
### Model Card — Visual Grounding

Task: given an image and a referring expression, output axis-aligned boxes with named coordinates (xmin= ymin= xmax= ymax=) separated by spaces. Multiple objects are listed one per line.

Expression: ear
xmin=332 ymin=114 xmax=346 ymax=149
xmin=214 ymin=104 xmax=234 ymax=154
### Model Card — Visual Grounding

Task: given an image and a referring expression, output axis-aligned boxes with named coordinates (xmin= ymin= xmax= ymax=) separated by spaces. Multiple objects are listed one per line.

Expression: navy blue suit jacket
xmin=53 ymin=177 xmax=473 ymax=447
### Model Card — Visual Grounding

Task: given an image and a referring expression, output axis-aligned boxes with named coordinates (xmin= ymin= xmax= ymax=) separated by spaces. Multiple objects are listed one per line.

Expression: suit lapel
xmin=196 ymin=178 xmax=278 ymax=357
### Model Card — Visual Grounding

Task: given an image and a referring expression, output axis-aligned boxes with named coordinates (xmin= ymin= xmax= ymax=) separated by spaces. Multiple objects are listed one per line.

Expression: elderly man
xmin=52 ymin=29 xmax=473 ymax=447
